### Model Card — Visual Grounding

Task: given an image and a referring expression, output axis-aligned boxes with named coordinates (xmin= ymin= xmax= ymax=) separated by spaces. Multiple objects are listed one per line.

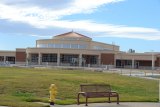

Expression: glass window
xmin=37 ymin=44 xmax=40 ymax=47
xmin=37 ymin=44 xmax=48 ymax=48
xmin=48 ymin=44 xmax=55 ymax=48
xmin=71 ymin=44 xmax=78 ymax=49
xmin=0 ymin=56 xmax=4 ymax=61
xmin=42 ymin=54 xmax=57 ymax=62
xmin=55 ymin=44 xmax=62 ymax=48
xmin=79 ymin=44 xmax=87 ymax=49
xmin=37 ymin=43 xmax=88 ymax=49
xmin=60 ymin=54 xmax=78 ymax=64
xmin=93 ymin=46 xmax=104 ymax=50
xmin=90 ymin=56 xmax=98 ymax=64
xmin=62 ymin=44 xmax=70 ymax=48
xmin=31 ymin=54 xmax=38 ymax=62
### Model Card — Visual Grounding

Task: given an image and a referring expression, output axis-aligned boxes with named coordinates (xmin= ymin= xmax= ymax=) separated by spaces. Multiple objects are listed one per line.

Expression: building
xmin=0 ymin=31 xmax=160 ymax=69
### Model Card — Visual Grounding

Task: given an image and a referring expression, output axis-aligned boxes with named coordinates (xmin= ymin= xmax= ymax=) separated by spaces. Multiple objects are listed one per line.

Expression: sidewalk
xmin=1 ymin=102 xmax=159 ymax=107
xmin=53 ymin=102 xmax=160 ymax=107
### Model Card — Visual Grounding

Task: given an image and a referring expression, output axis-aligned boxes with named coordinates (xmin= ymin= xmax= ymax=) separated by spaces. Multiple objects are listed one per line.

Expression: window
xmin=90 ymin=56 xmax=97 ymax=64
xmin=37 ymin=43 xmax=88 ymax=49
xmin=55 ymin=44 xmax=62 ymax=48
xmin=31 ymin=54 xmax=38 ymax=62
xmin=0 ymin=56 xmax=4 ymax=61
xmin=5 ymin=56 xmax=15 ymax=64
xmin=37 ymin=44 xmax=48 ymax=48
xmin=62 ymin=44 xmax=70 ymax=48
xmin=42 ymin=54 xmax=57 ymax=62
xmin=71 ymin=44 xmax=78 ymax=49
xmin=125 ymin=60 xmax=132 ymax=65
xmin=79 ymin=44 xmax=87 ymax=49
xmin=48 ymin=44 xmax=54 ymax=48
xmin=93 ymin=46 xmax=104 ymax=50
xmin=60 ymin=54 xmax=78 ymax=64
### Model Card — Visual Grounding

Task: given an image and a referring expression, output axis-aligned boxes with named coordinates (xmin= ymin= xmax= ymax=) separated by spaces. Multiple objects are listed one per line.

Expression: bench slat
xmin=80 ymin=84 xmax=111 ymax=92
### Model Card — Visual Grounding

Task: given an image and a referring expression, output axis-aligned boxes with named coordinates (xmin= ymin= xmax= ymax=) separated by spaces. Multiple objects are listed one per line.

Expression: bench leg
xmin=108 ymin=96 xmax=111 ymax=103
xmin=117 ymin=95 xmax=119 ymax=104
xmin=77 ymin=93 xmax=80 ymax=105
xmin=85 ymin=97 xmax=88 ymax=106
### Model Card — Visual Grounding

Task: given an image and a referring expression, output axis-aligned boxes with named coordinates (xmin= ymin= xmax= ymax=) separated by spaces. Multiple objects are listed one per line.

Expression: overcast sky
xmin=0 ymin=0 xmax=160 ymax=52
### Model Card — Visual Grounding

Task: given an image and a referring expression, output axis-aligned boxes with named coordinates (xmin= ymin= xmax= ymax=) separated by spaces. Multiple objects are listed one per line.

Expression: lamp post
xmin=120 ymin=53 xmax=122 ymax=75
xmin=151 ymin=50 xmax=154 ymax=77
xmin=159 ymin=79 xmax=160 ymax=102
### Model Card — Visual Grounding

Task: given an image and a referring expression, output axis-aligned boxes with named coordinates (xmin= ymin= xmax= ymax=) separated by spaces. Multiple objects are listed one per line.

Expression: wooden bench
xmin=77 ymin=84 xmax=119 ymax=106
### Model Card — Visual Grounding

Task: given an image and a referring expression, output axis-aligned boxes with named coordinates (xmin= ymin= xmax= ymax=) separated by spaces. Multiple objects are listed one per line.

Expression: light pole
xmin=130 ymin=53 xmax=134 ymax=76
xmin=120 ymin=53 xmax=122 ymax=75
xmin=159 ymin=79 xmax=160 ymax=102
xmin=151 ymin=50 xmax=154 ymax=76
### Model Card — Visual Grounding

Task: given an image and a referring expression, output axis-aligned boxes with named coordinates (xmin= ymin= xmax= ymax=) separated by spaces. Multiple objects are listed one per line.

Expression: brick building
xmin=0 ymin=32 xmax=160 ymax=69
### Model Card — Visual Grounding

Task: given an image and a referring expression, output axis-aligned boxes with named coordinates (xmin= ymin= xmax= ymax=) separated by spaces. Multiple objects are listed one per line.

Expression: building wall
xmin=0 ymin=51 xmax=16 ymax=64
xmin=16 ymin=52 xmax=26 ymax=62
xmin=53 ymin=32 xmax=92 ymax=41
xmin=155 ymin=57 xmax=160 ymax=67
xmin=91 ymin=41 xmax=119 ymax=51
xmin=27 ymin=48 xmax=101 ymax=55
xmin=15 ymin=49 xmax=26 ymax=64
xmin=0 ymin=32 xmax=160 ymax=68
xmin=36 ymin=39 xmax=119 ymax=51
xmin=101 ymin=53 xmax=114 ymax=65
xmin=115 ymin=53 xmax=157 ymax=61
xmin=0 ymin=51 xmax=16 ymax=56
xmin=138 ymin=60 xmax=152 ymax=66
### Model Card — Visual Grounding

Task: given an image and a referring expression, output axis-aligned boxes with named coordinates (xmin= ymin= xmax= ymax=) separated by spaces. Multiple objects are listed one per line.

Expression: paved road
xmin=52 ymin=102 xmax=160 ymax=107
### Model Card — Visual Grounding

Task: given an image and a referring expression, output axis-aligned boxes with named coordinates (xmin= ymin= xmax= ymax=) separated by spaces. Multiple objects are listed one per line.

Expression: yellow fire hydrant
xmin=49 ymin=84 xmax=57 ymax=105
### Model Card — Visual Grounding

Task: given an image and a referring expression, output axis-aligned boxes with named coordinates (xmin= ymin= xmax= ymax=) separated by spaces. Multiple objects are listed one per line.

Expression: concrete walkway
xmin=1 ymin=102 xmax=159 ymax=107
xmin=52 ymin=102 xmax=160 ymax=107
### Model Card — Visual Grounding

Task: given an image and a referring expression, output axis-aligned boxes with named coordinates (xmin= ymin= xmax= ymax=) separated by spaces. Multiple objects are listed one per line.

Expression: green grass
xmin=0 ymin=67 xmax=159 ymax=107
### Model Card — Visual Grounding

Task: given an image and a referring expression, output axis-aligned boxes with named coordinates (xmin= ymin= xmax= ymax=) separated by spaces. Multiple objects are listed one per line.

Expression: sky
xmin=0 ymin=0 xmax=160 ymax=53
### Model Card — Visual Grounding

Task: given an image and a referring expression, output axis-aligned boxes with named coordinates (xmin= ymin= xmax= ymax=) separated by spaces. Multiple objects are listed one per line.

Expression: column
xmin=4 ymin=56 xmax=6 ymax=63
xmin=151 ymin=51 xmax=155 ymax=70
xmin=79 ymin=54 xmax=82 ymax=67
xmin=132 ymin=58 xmax=134 ymax=69
xmin=114 ymin=53 xmax=117 ymax=68
xmin=26 ymin=53 xmax=29 ymax=66
xmin=38 ymin=53 xmax=41 ymax=65
xmin=57 ymin=53 xmax=60 ymax=66
xmin=98 ymin=55 xmax=101 ymax=66
xmin=159 ymin=58 xmax=160 ymax=67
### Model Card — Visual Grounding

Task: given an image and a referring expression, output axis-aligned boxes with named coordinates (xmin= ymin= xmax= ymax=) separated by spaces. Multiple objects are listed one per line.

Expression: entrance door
xmin=135 ymin=61 xmax=139 ymax=69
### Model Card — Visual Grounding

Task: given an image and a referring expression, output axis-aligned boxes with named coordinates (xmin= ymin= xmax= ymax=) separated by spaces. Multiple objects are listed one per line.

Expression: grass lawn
xmin=0 ymin=67 xmax=159 ymax=107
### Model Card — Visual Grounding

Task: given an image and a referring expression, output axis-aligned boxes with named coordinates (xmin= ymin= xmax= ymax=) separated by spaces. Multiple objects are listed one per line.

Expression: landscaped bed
xmin=0 ymin=67 xmax=159 ymax=107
